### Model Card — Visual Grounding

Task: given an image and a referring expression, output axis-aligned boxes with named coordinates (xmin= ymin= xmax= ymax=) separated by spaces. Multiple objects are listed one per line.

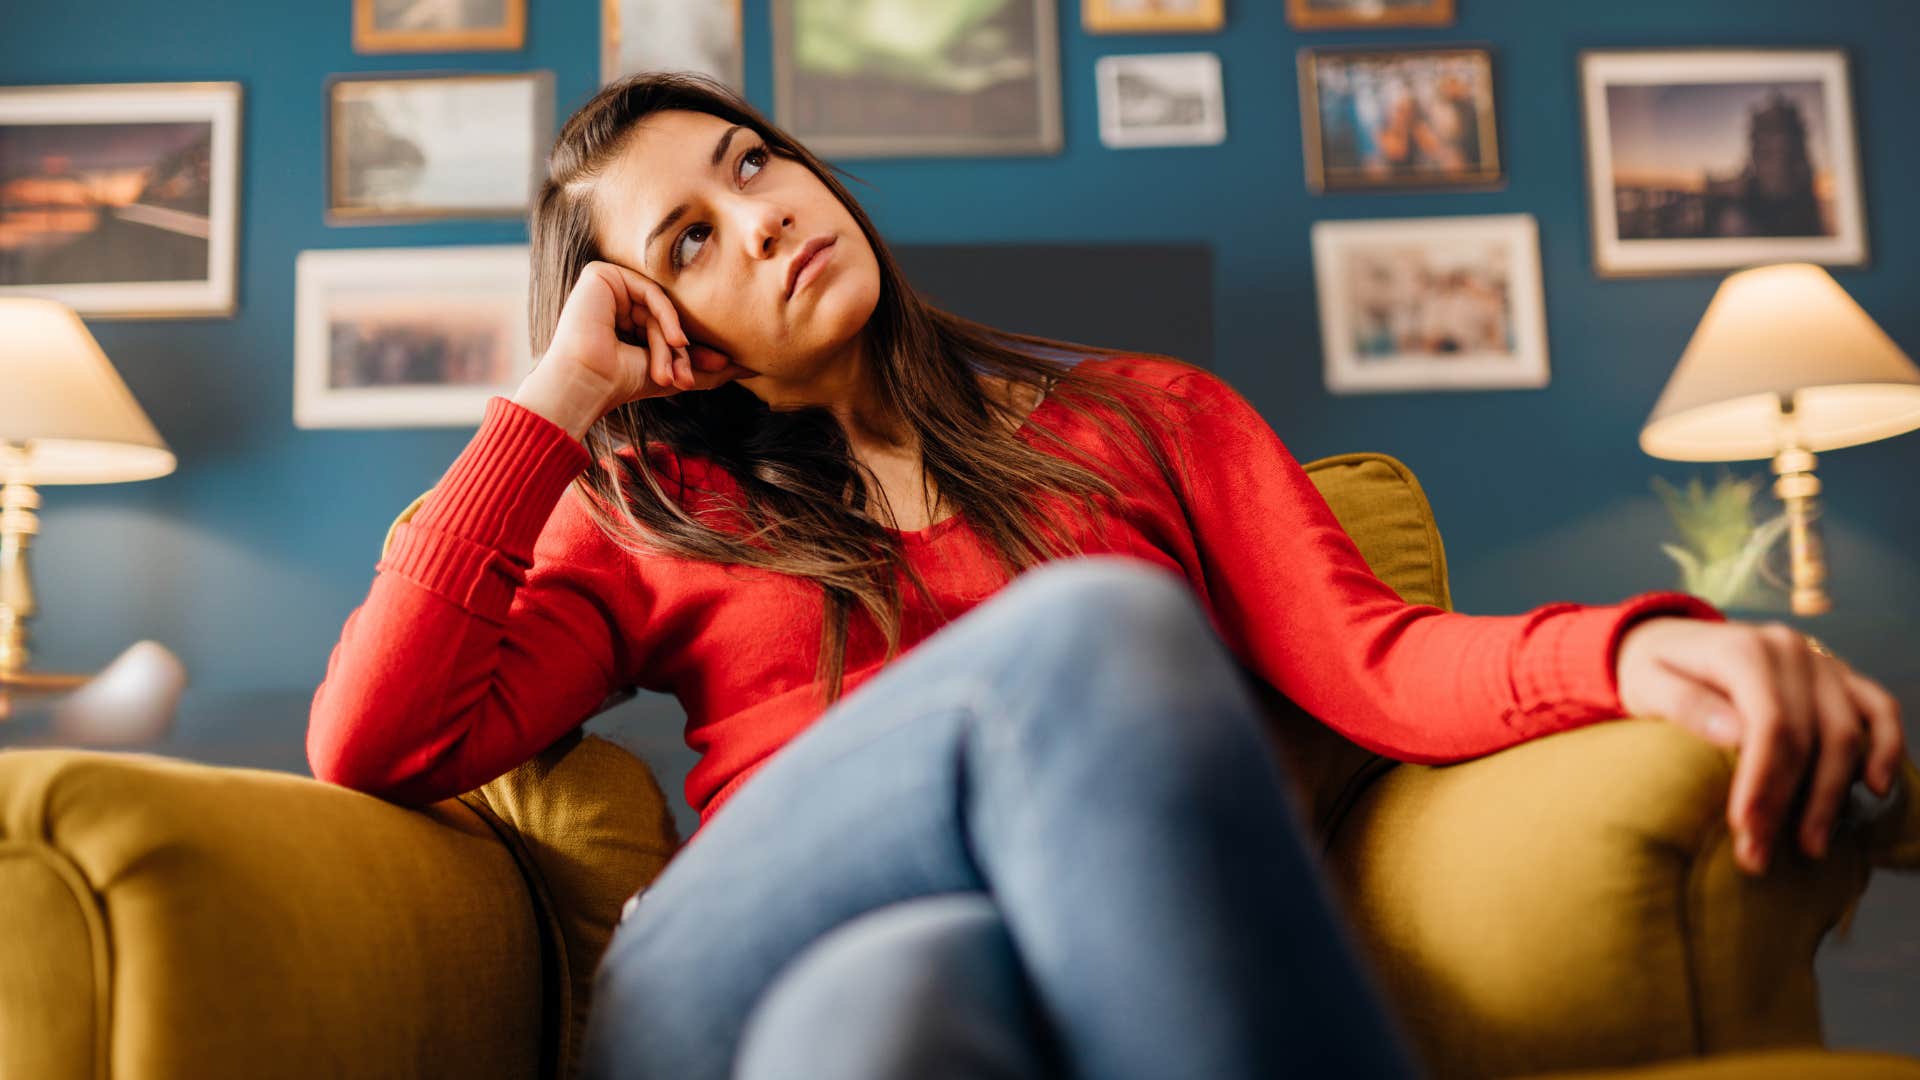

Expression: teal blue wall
xmin=10 ymin=0 xmax=1919 ymax=694
xmin=8 ymin=0 xmax=1919 ymax=1056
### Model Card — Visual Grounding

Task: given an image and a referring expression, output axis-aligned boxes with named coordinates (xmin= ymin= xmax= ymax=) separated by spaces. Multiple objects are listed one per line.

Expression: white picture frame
xmin=293 ymin=245 xmax=533 ymax=429
xmin=1095 ymin=52 xmax=1227 ymax=149
xmin=602 ymin=0 xmax=744 ymax=91
xmin=1311 ymin=213 xmax=1550 ymax=395
xmin=1579 ymin=48 xmax=1867 ymax=278
xmin=0 ymin=81 xmax=242 ymax=319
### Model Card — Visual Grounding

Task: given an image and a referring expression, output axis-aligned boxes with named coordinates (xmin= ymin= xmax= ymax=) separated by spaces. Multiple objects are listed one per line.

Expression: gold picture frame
xmin=324 ymin=71 xmax=551 ymax=225
xmin=1287 ymin=0 xmax=1454 ymax=30
xmin=352 ymin=0 xmax=526 ymax=54
xmin=1298 ymin=45 xmax=1502 ymax=193
xmin=601 ymin=0 xmax=745 ymax=90
xmin=1082 ymin=0 xmax=1226 ymax=34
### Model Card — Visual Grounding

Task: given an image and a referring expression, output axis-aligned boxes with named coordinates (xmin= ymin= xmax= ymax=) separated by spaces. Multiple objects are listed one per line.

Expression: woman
xmin=309 ymin=73 xmax=1907 ymax=1079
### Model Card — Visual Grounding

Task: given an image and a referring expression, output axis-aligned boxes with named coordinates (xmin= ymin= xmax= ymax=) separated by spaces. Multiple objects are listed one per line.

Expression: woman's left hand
xmin=1615 ymin=616 xmax=1906 ymax=876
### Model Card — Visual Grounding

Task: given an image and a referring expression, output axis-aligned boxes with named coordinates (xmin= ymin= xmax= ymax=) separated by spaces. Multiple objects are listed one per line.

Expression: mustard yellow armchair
xmin=5 ymin=451 xmax=1919 ymax=1080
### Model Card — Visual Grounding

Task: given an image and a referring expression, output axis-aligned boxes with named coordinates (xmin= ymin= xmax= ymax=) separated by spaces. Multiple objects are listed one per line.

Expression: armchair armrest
xmin=1320 ymin=717 xmax=1910 ymax=1080
xmin=0 ymin=748 xmax=545 ymax=1080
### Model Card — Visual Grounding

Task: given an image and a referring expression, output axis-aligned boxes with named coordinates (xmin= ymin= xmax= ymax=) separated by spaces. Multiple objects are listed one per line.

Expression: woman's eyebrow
xmin=643 ymin=124 xmax=746 ymax=272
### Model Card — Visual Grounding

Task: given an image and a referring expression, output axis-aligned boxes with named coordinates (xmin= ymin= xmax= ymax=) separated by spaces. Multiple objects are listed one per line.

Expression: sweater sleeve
xmin=307 ymin=396 xmax=655 ymax=805
xmin=1168 ymin=369 xmax=1727 ymax=763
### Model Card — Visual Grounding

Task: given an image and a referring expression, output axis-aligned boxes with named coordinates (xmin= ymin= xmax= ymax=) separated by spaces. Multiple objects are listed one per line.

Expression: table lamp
xmin=0 ymin=297 xmax=175 ymax=693
xmin=1640 ymin=263 xmax=1920 ymax=616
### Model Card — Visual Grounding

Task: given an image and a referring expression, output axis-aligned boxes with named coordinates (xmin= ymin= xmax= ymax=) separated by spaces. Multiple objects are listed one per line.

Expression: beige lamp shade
xmin=1640 ymin=263 xmax=1920 ymax=462
xmin=0 ymin=298 xmax=175 ymax=485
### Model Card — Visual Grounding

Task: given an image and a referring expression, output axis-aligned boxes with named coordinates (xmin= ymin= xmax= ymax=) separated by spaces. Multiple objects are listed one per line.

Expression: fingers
xmin=1797 ymin=652 xmax=1866 ymax=860
xmin=1718 ymin=628 xmax=1801 ymax=874
xmin=1842 ymin=666 xmax=1906 ymax=797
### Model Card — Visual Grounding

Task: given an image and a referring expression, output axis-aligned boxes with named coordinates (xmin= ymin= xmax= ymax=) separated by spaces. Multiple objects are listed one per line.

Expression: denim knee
xmin=733 ymin=893 xmax=1050 ymax=1080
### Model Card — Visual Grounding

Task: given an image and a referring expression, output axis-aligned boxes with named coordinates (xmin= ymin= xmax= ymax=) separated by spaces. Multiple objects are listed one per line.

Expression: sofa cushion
xmin=1259 ymin=452 xmax=1450 ymax=851
xmin=457 ymin=729 xmax=680 ymax=1080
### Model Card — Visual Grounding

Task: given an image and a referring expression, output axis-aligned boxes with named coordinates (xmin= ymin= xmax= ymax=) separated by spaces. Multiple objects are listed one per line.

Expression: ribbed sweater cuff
xmin=1527 ymin=590 xmax=1727 ymax=723
xmin=407 ymin=396 xmax=593 ymax=558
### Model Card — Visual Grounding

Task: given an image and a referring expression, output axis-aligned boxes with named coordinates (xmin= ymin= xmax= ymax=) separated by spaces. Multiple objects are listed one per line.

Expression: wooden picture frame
xmin=601 ymin=0 xmax=744 ymax=90
xmin=352 ymin=0 xmax=526 ymax=54
xmin=1578 ymin=47 xmax=1867 ymax=278
xmin=1287 ymin=0 xmax=1454 ymax=30
xmin=1298 ymin=45 xmax=1501 ymax=193
xmin=324 ymin=71 xmax=551 ymax=225
xmin=772 ymin=0 xmax=1063 ymax=158
xmin=1083 ymin=0 xmax=1226 ymax=34
xmin=0 ymin=81 xmax=243 ymax=319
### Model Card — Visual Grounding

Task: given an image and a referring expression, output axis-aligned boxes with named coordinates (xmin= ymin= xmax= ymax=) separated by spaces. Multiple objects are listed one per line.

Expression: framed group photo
xmin=603 ymin=0 xmax=743 ymax=91
xmin=0 ymin=81 xmax=242 ymax=318
xmin=772 ymin=0 xmax=1062 ymax=158
xmin=293 ymin=245 xmax=532 ymax=429
xmin=1287 ymin=0 xmax=1454 ymax=30
xmin=1082 ymin=0 xmax=1226 ymax=34
xmin=352 ymin=0 xmax=526 ymax=53
xmin=1579 ymin=47 xmax=1867 ymax=277
xmin=325 ymin=71 xmax=551 ymax=225
xmin=1299 ymin=46 xmax=1501 ymax=193
xmin=1311 ymin=213 xmax=1550 ymax=395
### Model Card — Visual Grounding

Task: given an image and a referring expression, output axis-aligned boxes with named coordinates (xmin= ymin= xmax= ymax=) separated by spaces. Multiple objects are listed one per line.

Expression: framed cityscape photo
xmin=294 ymin=245 xmax=532 ymax=429
xmin=1311 ymin=213 xmax=1550 ymax=395
xmin=1083 ymin=0 xmax=1225 ymax=34
xmin=325 ymin=71 xmax=551 ymax=225
xmin=353 ymin=0 xmax=526 ymax=53
xmin=603 ymin=0 xmax=743 ymax=91
xmin=0 ymin=81 xmax=241 ymax=319
xmin=1299 ymin=46 xmax=1501 ymax=193
xmin=1579 ymin=48 xmax=1867 ymax=278
xmin=1287 ymin=0 xmax=1454 ymax=30
xmin=1095 ymin=53 xmax=1227 ymax=149
xmin=772 ymin=0 xmax=1062 ymax=158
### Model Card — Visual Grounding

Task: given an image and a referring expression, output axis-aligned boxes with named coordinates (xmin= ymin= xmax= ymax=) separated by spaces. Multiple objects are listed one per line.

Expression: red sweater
xmin=308 ymin=354 xmax=1724 ymax=828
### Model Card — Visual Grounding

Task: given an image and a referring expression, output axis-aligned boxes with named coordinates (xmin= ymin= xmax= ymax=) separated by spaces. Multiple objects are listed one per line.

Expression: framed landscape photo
xmin=1299 ymin=46 xmax=1500 ymax=193
xmin=1095 ymin=52 xmax=1227 ymax=149
xmin=602 ymin=0 xmax=743 ymax=91
xmin=1579 ymin=48 xmax=1867 ymax=277
xmin=1287 ymin=0 xmax=1454 ymax=30
xmin=1083 ymin=0 xmax=1225 ymax=34
xmin=353 ymin=0 xmax=526 ymax=53
xmin=293 ymin=245 xmax=532 ymax=429
xmin=0 ymin=81 xmax=241 ymax=319
xmin=325 ymin=71 xmax=551 ymax=225
xmin=1310 ymin=213 xmax=1550 ymax=395
xmin=772 ymin=0 xmax=1063 ymax=158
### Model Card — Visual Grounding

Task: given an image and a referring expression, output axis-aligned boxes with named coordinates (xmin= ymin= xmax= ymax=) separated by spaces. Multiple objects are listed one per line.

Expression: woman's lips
xmin=789 ymin=239 xmax=836 ymax=299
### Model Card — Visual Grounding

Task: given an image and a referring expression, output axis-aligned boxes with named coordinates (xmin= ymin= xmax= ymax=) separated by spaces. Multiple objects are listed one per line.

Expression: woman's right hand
xmin=519 ymin=261 xmax=754 ymax=439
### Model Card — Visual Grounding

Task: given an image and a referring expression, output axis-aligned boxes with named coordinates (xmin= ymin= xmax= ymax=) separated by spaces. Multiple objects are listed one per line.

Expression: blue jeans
xmin=577 ymin=555 xmax=1423 ymax=1079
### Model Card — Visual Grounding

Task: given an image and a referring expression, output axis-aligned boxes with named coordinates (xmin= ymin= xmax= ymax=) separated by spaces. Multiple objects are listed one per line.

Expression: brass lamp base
xmin=0 ymin=670 xmax=91 ymax=692
xmin=1 ymin=463 xmax=95 ymax=709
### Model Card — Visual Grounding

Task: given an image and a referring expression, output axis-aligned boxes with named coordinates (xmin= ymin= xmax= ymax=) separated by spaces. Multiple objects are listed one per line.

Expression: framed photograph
xmin=294 ymin=245 xmax=532 ymax=429
xmin=1579 ymin=48 xmax=1867 ymax=278
xmin=353 ymin=0 xmax=526 ymax=53
xmin=1287 ymin=0 xmax=1454 ymax=30
xmin=1095 ymin=53 xmax=1226 ymax=149
xmin=0 ymin=81 xmax=241 ymax=319
xmin=1083 ymin=0 xmax=1225 ymax=34
xmin=1310 ymin=213 xmax=1550 ymax=395
xmin=325 ymin=72 xmax=551 ymax=225
xmin=602 ymin=0 xmax=744 ymax=91
xmin=772 ymin=0 xmax=1062 ymax=158
xmin=1299 ymin=46 xmax=1500 ymax=193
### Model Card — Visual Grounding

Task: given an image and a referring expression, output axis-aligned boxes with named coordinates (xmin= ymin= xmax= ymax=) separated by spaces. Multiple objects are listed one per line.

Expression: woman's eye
xmin=671 ymin=147 xmax=768 ymax=270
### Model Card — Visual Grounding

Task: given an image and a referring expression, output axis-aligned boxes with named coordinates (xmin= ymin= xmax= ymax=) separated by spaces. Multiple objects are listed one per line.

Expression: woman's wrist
xmin=512 ymin=357 xmax=619 ymax=442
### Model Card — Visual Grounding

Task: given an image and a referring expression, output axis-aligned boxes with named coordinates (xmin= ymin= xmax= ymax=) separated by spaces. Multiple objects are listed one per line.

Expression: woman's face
xmin=592 ymin=109 xmax=882 ymax=383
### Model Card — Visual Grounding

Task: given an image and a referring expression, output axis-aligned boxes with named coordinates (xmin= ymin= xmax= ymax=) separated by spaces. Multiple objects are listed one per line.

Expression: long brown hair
xmin=531 ymin=72 xmax=1199 ymax=705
